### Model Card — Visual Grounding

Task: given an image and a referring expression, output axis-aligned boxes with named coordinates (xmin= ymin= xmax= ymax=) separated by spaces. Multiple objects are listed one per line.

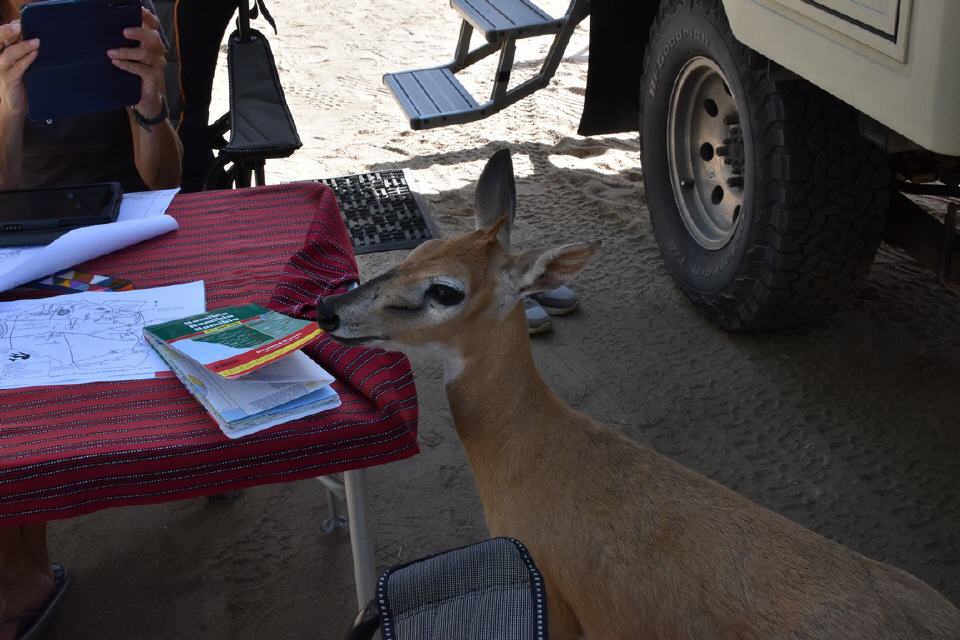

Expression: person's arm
xmin=108 ymin=7 xmax=182 ymax=190
xmin=124 ymin=94 xmax=182 ymax=190
xmin=0 ymin=106 xmax=26 ymax=191
xmin=0 ymin=21 xmax=38 ymax=190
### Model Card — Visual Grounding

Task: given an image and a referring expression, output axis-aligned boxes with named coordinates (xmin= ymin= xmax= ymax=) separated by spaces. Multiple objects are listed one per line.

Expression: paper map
xmin=0 ymin=281 xmax=205 ymax=389
xmin=153 ymin=344 xmax=340 ymax=438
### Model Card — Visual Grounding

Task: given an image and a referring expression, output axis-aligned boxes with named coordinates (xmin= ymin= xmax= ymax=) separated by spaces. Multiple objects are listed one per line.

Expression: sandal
xmin=0 ymin=563 xmax=71 ymax=640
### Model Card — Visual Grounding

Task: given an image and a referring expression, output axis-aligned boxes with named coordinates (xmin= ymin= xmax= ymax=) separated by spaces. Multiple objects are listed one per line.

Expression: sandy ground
xmin=43 ymin=1 xmax=960 ymax=638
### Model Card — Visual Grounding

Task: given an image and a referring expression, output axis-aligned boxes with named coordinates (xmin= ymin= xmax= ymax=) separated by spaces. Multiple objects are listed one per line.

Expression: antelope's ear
xmin=507 ymin=242 xmax=600 ymax=295
xmin=474 ymin=149 xmax=516 ymax=249
xmin=482 ymin=216 xmax=510 ymax=244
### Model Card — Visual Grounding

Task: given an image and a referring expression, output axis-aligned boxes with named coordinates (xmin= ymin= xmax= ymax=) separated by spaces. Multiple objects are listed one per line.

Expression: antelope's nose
xmin=315 ymin=299 xmax=340 ymax=332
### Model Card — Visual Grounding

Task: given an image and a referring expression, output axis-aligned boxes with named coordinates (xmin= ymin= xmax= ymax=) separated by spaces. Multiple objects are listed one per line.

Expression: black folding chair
xmin=152 ymin=0 xmax=182 ymax=122
xmin=344 ymin=538 xmax=549 ymax=640
xmin=158 ymin=0 xmax=300 ymax=191
xmin=204 ymin=0 xmax=301 ymax=190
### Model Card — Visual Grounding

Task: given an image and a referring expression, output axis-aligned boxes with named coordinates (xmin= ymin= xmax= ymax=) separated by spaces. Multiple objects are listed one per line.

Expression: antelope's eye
xmin=426 ymin=283 xmax=465 ymax=306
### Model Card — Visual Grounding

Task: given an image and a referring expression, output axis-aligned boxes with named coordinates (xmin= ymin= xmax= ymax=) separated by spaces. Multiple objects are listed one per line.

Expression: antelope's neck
xmin=444 ymin=304 xmax=566 ymax=478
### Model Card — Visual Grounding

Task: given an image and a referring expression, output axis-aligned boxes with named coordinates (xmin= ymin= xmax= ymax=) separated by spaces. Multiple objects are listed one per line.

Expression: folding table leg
xmin=317 ymin=475 xmax=349 ymax=532
xmin=344 ymin=469 xmax=377 ymax=609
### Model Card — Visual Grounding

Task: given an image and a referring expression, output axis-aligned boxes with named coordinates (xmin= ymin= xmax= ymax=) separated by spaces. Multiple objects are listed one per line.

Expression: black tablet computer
xmin=0 ymin=183 xmax=123 ymax=246
xmin=21 ymin=0 xmax=142 ymax=121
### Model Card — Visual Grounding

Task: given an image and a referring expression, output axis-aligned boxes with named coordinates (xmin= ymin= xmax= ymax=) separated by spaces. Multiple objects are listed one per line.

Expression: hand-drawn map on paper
xmin=0 ymin=281 xmax=205 ymax=389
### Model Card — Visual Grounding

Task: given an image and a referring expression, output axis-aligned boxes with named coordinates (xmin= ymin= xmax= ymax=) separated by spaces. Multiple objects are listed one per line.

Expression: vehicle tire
xmin=639 ymin=0 xmax=890 ymax=330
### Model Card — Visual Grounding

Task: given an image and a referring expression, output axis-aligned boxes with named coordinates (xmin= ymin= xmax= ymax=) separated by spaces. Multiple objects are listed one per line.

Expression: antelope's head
xmin=315 ymin=150 xmax=597 ymax=366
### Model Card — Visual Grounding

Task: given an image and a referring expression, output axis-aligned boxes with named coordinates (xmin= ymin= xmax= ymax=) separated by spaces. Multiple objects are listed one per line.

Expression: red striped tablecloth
xmin=0 ymin=183 xmax=419 ymax=526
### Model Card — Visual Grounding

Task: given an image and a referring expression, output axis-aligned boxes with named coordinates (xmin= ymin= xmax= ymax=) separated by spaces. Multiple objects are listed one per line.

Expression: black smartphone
xmin=0 ymin=183 xmax=123 ymax=246
xmin=21 ymin=0 xmax=142 ymax=121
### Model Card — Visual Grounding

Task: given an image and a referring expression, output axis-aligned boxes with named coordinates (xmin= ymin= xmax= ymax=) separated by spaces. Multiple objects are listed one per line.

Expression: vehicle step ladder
xmin=383 ymin=0 xmax=589 ymax=130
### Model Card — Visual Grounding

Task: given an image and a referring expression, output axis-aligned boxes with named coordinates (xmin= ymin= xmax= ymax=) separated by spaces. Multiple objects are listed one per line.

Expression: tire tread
xmin=642 ymin=0 xmax=890 ymax=329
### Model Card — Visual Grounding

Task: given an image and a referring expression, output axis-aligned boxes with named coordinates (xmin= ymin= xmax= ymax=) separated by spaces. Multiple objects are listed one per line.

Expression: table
xmin=0 ymin=183 xmax=421 ymax=606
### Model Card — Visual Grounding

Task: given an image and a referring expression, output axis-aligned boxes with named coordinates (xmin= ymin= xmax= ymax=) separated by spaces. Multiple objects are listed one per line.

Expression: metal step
xmin=451 ymin=0 xmax=564 ymax=43
xmin=383 ymin=67 xmax=485 ymax=130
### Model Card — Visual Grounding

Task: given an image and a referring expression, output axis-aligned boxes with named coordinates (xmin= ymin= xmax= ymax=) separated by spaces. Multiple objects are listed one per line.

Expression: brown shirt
xmin=7 ymin=0 xmax=163 ymax=192
xmin=21 ymin=109 xmax=148 ymax=192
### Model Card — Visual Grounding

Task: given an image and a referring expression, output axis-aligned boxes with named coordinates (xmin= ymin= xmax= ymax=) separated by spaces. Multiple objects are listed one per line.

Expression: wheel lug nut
xmin=726 ymin=176 xmax=744 ymax=188
xmin=716 ymin=146 xmax=730 ymax=157
xmin=680 ymin=178 xmax=695 ymax=188
xmin=724 ymin=114 xmax=740 ymax=126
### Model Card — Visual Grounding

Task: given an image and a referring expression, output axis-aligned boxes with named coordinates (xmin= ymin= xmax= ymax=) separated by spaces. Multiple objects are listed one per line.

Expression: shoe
xmin=4 ymin=563 xmax=71 ymax=640
xmin=530 ymin=286 xmax=579 ymax=316
xmin=524 ymin=297 xmax=552 ymax=335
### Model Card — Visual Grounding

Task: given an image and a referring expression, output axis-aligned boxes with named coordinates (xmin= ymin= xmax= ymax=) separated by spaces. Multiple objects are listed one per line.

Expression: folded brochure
xmin=145 ymin=302 xmax=323 ymax=379
xmin=144 ymin=304 xmax=340 ymax=438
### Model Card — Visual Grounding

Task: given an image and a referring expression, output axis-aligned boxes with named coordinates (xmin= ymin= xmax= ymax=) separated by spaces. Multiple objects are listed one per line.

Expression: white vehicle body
xmin=724 ymin=0 xmax=960 ymax=155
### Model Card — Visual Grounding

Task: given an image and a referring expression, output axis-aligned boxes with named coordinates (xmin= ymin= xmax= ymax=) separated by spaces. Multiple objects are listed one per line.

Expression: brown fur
xmin=322 ymin=181 xmax=960 ymax=640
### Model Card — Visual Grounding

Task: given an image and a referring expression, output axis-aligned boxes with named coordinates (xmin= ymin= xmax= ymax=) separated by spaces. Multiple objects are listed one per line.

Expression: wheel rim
xmin=667 ymin=56 xmax=746 ymax=250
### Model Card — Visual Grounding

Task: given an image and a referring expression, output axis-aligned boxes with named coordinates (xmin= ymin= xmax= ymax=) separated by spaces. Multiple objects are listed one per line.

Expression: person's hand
xmin=107 ymin=7 xmax=167 ymax=118
xmin=0 ymin=21 xmax=39 ymax=118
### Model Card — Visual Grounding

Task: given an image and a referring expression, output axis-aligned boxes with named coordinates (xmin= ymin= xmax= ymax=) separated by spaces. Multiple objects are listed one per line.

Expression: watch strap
xmin=131 ymin=95 xmax=169 ymax=129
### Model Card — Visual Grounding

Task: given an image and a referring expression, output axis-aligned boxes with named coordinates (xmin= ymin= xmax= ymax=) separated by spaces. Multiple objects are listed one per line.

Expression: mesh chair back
xmin=376 ymin=537 xmax=548 ymax=640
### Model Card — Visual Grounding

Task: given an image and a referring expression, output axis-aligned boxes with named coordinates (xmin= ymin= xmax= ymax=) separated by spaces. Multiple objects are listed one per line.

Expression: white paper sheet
xmin=0 ymin=188 xmax=180 ymax=293
xmin=116 ymin=188 xmax=180 ymax=221
xmin=0 ymin=281 xmax=205 ymax=389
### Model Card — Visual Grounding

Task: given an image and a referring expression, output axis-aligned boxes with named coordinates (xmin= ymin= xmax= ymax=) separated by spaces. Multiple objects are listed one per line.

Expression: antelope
xmin=316 ymin=150 xmax=960 ymax=639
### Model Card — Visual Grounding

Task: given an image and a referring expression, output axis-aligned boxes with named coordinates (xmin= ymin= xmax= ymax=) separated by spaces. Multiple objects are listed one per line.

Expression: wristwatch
xmin=130 ymin=95 xmax=169 ymax=131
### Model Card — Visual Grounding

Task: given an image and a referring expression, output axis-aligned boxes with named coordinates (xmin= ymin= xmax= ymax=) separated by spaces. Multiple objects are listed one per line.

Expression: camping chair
xmin=152 ymin=0 xmax=182 ymax=122
xmin=343 ymin=538 xmax=549 ymax=640
xmin=204 ymin=0 xmax=301 ymax=189
xmin=158 ymin=0 xmax=301 ymax=191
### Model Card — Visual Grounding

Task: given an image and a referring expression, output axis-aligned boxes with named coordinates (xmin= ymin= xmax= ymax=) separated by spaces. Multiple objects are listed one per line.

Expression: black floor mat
xmin=317 ymin=170 xmax=439 ymax=255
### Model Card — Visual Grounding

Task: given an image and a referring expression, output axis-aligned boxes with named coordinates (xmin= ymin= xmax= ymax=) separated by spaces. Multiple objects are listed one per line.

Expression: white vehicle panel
xmin=725 ymin=0 xmax=960 ymax=155
xmin=792 ymin=0 xmax=900 ymax=34
xmin=770 ymin=0 xmax=908 ymax=60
